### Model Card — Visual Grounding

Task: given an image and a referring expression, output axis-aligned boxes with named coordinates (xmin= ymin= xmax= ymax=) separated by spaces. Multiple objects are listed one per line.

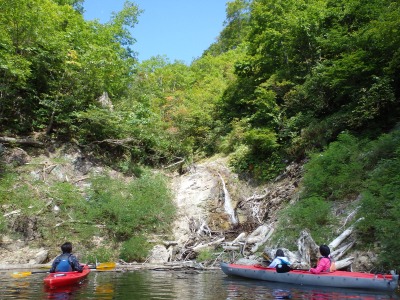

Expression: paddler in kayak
xmin=310 ymin=244 xmax=333 ymax=274
xmin=268 ymin=249 xmax=291 ymax=273
xmin=50 ymin=242 xmax=83 ymax=273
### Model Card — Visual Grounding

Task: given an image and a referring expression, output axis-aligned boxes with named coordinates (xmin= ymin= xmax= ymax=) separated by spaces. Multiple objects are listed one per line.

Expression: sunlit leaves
xmin=0 ymin=0 xmax=140 ymax=135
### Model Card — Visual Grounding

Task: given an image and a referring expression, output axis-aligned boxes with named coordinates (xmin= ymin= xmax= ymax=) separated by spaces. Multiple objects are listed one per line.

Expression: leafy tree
xmin=214 ymin=0 xmax=400 ymax=182
xmin=0 ymin=0 xmax=140 ymax=137
xmin=53 ymin=0 xmax=83 ymax=12
xmin=206 ymin=0 xmax=251 ymax=55
xmin=127 ymin=49 xmax=244 ymax=160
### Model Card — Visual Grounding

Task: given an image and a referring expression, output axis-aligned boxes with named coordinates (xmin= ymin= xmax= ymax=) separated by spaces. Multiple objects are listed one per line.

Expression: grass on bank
xmin=0 ymin=165 xmax=175 ymax=263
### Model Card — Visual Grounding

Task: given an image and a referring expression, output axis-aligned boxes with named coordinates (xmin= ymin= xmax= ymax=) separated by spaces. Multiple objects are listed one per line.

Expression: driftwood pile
xmin=166 ymin=213 xmax=358 ymax=270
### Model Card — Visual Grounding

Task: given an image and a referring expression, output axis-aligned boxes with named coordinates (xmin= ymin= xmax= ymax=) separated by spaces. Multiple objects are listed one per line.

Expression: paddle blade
xmin=96 ymin=262 xmax=116 ymax=270
xmin=11 ymin=272 xmax=32 ymax=278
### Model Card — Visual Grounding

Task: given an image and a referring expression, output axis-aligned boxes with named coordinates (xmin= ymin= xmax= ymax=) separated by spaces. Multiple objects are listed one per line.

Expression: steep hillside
xmin=0 ymin=143 xmax=388 ymax=272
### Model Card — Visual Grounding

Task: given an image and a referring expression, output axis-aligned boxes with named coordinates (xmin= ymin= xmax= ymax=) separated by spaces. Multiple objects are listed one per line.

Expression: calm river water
xmin=0 ymin=268 xmax=399 ymax=299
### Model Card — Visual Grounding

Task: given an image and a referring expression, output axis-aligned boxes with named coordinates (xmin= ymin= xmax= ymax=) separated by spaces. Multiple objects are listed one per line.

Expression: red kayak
xmin=43 ymin=265 xmax=90 ymax=288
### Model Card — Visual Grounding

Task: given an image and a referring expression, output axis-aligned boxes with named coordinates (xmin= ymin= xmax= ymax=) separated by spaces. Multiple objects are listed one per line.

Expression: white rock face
xmin=171 ymin=163 xmax=217 ymax=247
xmin=148 ymin=245 xmax=170 ymax=264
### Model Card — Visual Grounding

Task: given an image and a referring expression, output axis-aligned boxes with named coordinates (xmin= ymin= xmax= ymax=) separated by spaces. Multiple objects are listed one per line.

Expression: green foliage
xmin=349 ymin=76 xmax=396 ymax=128
xmin=0 ymin=215 xmax=5 ymax=233
xmin=225 ymin=122 xmax=285 ymax=181
xmin=87 ymin=171 xmax=175 ymax=241
xmin=120 ymin=235 xmax=151 ymax=262
xmin=0 ymin=173 xmax=40 ymax=213
xmin=274 ymin=197 xmax=336 ymax=247
xmin=229 ymin=144 xmax=285 ymax=181
xmin=197 ymin=249 xmax=214 ymax=263
xmin=215 ymin=0 xmax=400 ymax=167
xmin=244 ymin=128 xmax=278 ymax=155
xmin=290 ymin=127 xmax=400 ymax=267
xmin=0 ymin=0 xmax=139 ymax=135
xmin=127 ymin=49 xmax=244 ymax=159
xmin=302 ymin=133 xmax=365 ymax=201
xmin=356 ymin=131 xmax=400 ymax=269
xmin=206 ymin=0 xmax=251 ymax=55
xmin=1 ymin=0 xmax=400 ymax=270
xmin=83 ymin=246 xmax=115 ymax=264
xmin=53 ymin=0 xmax=84 ymax=13
xmin=50 ymin=182 xmax=86 ymax=210
xmin=219 ymin=118 xmax=250 ymax=154
xmin=0 ymin=160 xmax=175 ymax=262
xmin=0 ymin=164 xmax=6 ymax=231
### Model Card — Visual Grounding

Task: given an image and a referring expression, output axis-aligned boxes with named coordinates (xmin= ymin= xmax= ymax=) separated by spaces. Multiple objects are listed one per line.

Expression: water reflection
xmin=223 ymin=276 xmax=399 ymax=300
xmin=0 ymin=269 xmax=398 ymax=299
xmin=0 ymin=271 xmax=43 ymax=299
xmin=44 ymin=281 xmax=88 ymax=300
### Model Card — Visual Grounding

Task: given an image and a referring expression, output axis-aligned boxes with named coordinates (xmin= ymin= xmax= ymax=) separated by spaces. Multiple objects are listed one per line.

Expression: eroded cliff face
xmin=155 ymin=156 xmax=305 ymax=264
xmin=0 ymin=146 xmax=375 ymax=271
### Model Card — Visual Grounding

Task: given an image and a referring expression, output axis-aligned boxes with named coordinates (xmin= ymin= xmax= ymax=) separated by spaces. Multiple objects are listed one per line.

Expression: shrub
xmin=120 ymin=235 xmax=151 ymax=262
xmin=83 ymin=246 xmax=115 ymax=264
xmin=0 ymin=214 xmax=6 ymax=233
xmin=274 ymin=197 xmax=335 ymax=248
xmin=218 ymin=118 xmax=250 ymax=154
xmin=197 ymin=249 xmax=214 ymax=263
xmin=86 ymin=170 xmax=175 ymax=241
xmin=244 ymin=128 xmax=279 ymax=156
xmin=302 ymin=133 xmax=365 ymax=201
xmin=357 ymin=148 xmax=400 ymax=270
xmin=229 ymin=144 xmax=285 ymax=182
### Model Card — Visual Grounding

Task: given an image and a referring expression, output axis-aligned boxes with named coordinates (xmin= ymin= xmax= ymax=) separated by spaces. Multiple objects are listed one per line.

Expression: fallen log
xmin=191 ymin=237 xmax=225 ymax=252
xmin=3 ymin=209 xmax=21 ymax=217
xmin=250 ymin=227 xmax=274 ymax=253
xmin=329 ymin=227 xmax=354 ymax=249
xmin=297 ymin=230 xmax=318 ymax=266
xmin=0 ymin=136 xmax=44 ymax=147
xmin=329 ymin=218 xmax=363 ymax=249
xmin=163 ymin=241 xmax=179 ymax=247
xmin=222 ymin=246 xmax=241 ymax=251
xmin=246 ymin=224 xmax=271 ymax=244
xmin=331 ymin=241 xmax=355 ymax=261
xmin=224 ymin=232 xmax=246 ymax=246
xmin=246 ymin=190 xmax=269 ymax=202
xmin=334 ymin=257 xmax=354 ymax=270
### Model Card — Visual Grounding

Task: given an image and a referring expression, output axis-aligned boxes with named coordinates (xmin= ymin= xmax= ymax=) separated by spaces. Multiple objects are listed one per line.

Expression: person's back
xmin=50 ymin=242 xmax=83 ymax=273
xmin=54 ymin=253 xmax=73 ymax=272
xmin=269 ymin=249 xmax=291 ymax=273
xmin=310 ymin=244 xmax=331 ymax=274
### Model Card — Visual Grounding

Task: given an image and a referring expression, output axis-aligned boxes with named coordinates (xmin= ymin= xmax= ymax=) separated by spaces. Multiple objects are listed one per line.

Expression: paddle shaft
xmin=11 ymin=262 xmax=116 ymax=278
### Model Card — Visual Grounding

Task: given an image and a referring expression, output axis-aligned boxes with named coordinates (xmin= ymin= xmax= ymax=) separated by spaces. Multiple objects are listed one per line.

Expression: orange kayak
xmin=43 ymin=265 xmax=90 ymax=288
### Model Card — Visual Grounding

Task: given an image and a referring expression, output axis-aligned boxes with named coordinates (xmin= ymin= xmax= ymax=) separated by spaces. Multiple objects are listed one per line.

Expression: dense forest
xmin=1 ymin=0 xmax=399 ymax=269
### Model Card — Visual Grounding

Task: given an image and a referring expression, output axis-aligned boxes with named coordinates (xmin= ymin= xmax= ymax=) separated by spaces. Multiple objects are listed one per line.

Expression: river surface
xmin=0 ymin=268 xmax=398 ymax=299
